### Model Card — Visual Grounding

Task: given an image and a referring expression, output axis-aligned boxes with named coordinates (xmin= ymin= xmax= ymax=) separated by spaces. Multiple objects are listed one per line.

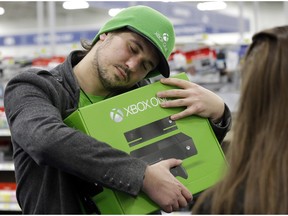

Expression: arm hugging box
xmin=64 ymin=72 xmax=227 ymax=214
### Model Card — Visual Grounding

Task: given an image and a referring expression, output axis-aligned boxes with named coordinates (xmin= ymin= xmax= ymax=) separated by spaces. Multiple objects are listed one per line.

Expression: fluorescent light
xmin=0 ymin=7 xmax=5 ymax=15
xmin=108 ymin=8 xmax=124 ymax=17
xmin=197 ymin=1 xmax=227 ymax=11
xmin=62 ymin=1 xmax=89 ymax=10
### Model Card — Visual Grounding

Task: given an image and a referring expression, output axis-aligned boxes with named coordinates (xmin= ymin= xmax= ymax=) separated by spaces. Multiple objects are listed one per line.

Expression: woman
xmin=192 ymin=25 xmax=288 ymax=214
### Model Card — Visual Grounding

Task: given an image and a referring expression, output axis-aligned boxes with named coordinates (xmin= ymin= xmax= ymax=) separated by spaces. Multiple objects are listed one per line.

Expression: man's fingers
xmin=178 ymin=194 xmax=188 ymax=208
xmin=144 ymin=159 xmax=193 ymax=213
xmin=181 ymin=185 xmax=193 ymax=201
xmin=163 ymin=205 xmax=173 ymax=213
xmin=163 ymin=158 xmax=183 ymax=169
xmin=160 ymin=77 xmax=193 ymax=89
xmin=172 ymin=202 xmax=180 ymax=212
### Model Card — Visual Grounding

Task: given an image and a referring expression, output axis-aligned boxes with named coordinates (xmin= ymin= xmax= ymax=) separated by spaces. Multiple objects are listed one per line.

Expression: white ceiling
xmin=0 ymin=1 xmax=285 ymax=28
xmin=0 ymin=1 xmax=286 ymax=45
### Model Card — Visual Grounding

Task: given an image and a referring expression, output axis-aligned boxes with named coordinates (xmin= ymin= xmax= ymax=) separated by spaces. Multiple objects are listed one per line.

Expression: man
xmin=4 ymin=5 xmax=231 ymax=214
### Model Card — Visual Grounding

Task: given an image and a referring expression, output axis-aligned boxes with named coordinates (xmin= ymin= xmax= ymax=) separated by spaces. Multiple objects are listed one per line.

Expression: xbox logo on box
xmin=110 ymin=108 xmax=124 ymax=123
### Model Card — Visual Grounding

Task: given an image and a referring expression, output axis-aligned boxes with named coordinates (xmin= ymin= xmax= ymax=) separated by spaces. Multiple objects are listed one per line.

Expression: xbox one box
xmin=64 ymin=72 xmax=227 ymax=214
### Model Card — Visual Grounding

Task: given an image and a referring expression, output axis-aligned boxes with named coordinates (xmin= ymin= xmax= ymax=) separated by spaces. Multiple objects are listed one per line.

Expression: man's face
xmin=92 ymin=31 xmax=160 ymax=92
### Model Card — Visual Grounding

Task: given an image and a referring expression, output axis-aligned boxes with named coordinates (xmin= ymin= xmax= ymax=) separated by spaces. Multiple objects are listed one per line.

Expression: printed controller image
xmin=124 ymin=117 xmax=198 ymax=179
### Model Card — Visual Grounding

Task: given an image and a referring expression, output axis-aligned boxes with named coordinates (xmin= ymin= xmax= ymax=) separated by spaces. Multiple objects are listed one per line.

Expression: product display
xmin=64 ymin=72 xmax=227 ymax=214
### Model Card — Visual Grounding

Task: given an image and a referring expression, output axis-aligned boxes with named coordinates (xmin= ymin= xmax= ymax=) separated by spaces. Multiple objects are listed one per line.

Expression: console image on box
xmin=124 ymin=117 xmax=178 ymax=147
xmin=64 ymin=72 xmax=227 ymax=214
xmin=126 ymin=117 xmax=198 ymax=179
xmin=131 ymin=132 xmax=197 ymax=179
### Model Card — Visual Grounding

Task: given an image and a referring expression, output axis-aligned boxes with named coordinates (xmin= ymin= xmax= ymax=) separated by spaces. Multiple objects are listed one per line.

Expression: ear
xmin=99 ymin=33 xmax=107 ymax=41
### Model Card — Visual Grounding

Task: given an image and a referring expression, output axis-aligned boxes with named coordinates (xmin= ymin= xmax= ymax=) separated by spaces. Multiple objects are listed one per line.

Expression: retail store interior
xmin=0 ymin=1 xmax=287 ymax=214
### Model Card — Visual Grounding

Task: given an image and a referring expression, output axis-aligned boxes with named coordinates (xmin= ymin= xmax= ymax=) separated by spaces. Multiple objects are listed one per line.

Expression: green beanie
xmin=92 ymin=5 xmax=175 ymax=78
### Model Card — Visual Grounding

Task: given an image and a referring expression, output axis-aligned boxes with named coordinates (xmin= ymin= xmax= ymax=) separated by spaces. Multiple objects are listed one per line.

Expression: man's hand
xmin=156 ymin=77 xmax=225 ymax=123
xmin=141 ymin=159 xmax=192 ymax=213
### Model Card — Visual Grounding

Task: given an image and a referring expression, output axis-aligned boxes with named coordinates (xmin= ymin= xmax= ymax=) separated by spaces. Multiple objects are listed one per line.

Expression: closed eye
xmin=130 ymin=40 xmax=156 ymax=72
xmin=129 ymin=45 xmax=139 ymax=54
xmin=142 ymin=62 xmax=148 ymax=71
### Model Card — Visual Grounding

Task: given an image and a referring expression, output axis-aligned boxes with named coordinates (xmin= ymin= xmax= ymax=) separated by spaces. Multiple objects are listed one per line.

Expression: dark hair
xmin=80 ymin=28 xmax=131 ymax=54
xmin=192 ymin=25 xmax=288 ymax=214
xmin=75 ymin=29 xmax=129 ymax=62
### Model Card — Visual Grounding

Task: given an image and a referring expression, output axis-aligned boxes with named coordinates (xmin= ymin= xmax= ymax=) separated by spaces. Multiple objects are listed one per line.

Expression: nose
xmin=125 ymin=56 xmax=142 ymax=72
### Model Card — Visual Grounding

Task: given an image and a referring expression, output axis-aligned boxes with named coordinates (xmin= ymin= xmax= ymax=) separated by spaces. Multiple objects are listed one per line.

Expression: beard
xmin=93 ymin=48 xmax=133 ymax=96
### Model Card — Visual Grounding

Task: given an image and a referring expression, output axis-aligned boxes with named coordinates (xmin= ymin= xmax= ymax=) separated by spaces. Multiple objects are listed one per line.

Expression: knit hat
xmin=92 ymin=5 xmax=175 ymax=78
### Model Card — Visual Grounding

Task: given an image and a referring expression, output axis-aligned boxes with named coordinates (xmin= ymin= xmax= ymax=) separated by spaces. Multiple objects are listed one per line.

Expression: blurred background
xmin=0 ymin=1 xmax=287 ymax=213
xmin=1 ymin=1 xmax=286 ymax=103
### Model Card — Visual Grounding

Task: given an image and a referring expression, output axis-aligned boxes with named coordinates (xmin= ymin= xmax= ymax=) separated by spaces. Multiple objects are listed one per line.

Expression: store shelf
xmin=0 ymin=129 xmax=11 ymax=137
xmin=0 ymin=162 xmax=14 ymax=171
xmin=0 ymin=107 xmax=10 ymax=137
xmin=0 ymin=202 xmax=21 ymax=212
xmin=0 ymin=106 xmax=20 ymax=213
xmin=0 ymin=182 xmax=20 ymax=212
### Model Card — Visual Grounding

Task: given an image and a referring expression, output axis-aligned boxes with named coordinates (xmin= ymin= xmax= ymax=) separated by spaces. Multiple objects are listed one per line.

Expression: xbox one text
xmin=124 ymin=97 xmax=167 ymax=116
xmin=110 ymin=96 xmax=168 ymax=123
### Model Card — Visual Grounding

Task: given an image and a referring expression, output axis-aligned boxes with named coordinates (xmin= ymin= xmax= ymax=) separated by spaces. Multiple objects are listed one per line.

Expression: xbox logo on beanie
xmin=163 ymin=33 xmax=169 ymax=42
xmin=92 ymin=5 xmax=175 ymax=78
xmin=110 ymin=108 xmax=124 ymax=123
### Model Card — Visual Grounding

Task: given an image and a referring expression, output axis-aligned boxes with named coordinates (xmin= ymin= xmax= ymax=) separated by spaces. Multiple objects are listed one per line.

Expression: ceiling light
xmin=0 ymin=7 xmax=5 ymax=15
xmin=197 ymin=1 xmax=227 ymax=11
xmin=62 ymin=1 xmax=89 ymax=10
xmin=108 ymin=8 xmax=124 ymax=17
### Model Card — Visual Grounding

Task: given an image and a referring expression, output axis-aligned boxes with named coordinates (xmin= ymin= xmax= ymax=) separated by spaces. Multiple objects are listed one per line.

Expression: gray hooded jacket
xmin=4 ymin=51 xmax=231 ymax=214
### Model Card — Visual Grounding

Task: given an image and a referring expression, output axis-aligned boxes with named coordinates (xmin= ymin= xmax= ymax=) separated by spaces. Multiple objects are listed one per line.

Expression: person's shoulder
xmin=6 ymin=67 xmax=55 ymax=89
xmin=14 ymin=67 xmax=52 ymax=79
xmin=24 ymin=67 xmax=51 ymax=76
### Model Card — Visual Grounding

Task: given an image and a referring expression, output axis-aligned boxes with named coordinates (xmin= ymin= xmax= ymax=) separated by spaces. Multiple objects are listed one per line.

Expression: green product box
xmin=64 ymin=72 xmax=227 ymax=214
